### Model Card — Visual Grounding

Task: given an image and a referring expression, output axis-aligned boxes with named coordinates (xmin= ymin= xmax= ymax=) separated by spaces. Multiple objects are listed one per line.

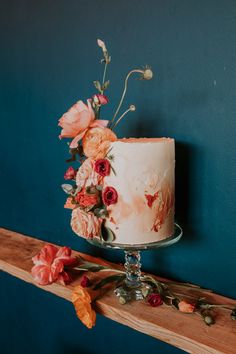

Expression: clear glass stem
xmin=124 ymin=250 xmax=142 ymax=288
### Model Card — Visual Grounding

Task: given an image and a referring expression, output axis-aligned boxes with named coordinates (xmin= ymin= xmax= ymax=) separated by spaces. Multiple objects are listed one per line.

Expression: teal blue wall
xmin=1 ymin=1 xmax=236 ymax=353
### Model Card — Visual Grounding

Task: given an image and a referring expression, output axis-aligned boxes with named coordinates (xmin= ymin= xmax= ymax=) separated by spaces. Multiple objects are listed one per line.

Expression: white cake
xmin=103 ymin=138 xmax=175 ymax=244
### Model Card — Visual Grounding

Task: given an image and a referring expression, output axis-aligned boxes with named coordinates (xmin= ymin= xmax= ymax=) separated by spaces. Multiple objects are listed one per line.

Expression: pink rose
xmin=94 ymin=159 xmax=110 ymax=177
xmin=75 ymin=188 xmax=100 ymax=208
xmin=58 ymin=100 xmax=109 ymax=149
xmin=80 ymin=275 xmax=90 ymax=288
xmin=178 ymin=301 xmax=195 ymax=313
xmin=64 ymin=166 xmax=77 ymax=180
xmin=147 ymin=293 xmax=163 ymax=307
xmin=31 ymin=244 xmax=77 ymax=285
xmin=76 ymin=158 xmax=102 ymax=188
xmin=102 ymin=186 xmax=118 ymax=206
xmin=82 ymin=127 xmax=117 ymax=159
xmin=93 ymin=94 xmax=109 ymax=105
xmin=71 ymin=208 xmax=102 ymax=239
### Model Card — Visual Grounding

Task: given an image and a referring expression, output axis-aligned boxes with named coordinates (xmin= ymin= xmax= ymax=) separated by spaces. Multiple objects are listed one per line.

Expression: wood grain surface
xmin=0 ymin=227 xmax=235 ymax=354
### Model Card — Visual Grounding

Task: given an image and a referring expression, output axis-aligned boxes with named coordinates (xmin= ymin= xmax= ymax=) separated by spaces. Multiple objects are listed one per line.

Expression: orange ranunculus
xmin=71 ymin=208 xmax=102 ymax=239
xmin=64 ymin=197 xmax=76 ymax=209
xmin=75 ymin=188 xmax=100 ymax=208
xmin=58 ymin=100 xmax=108 ymax=149
xmin=82 ymin=127 xmax=117 ymax=159
xmin=72 ymin=285 xmax=96 ymax=329
xmin=76 ymin=158 xmax=102 ymax=188
xmin=178 ymin=300 xmax=195 ymax=313
xmin=31 ymin=244 xmax=77 ymax=285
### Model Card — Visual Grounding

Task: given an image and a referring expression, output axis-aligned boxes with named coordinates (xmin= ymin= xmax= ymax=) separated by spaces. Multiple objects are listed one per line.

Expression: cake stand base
xmin=88 ymin=223 xmax=183 ymax=303
xmin=114 ymin=250 xmax=152 ymax=303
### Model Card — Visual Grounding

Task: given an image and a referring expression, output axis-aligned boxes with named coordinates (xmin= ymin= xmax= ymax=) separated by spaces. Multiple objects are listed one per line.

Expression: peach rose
xmin=72 ymin=285 xmax=96 ymax=329
xmin=76 ymin=158 xmax=102 ymax=188
xmin=58 ymin=100 xmax=109 ymax=149
xmin=178 ymin=300 xmax=195 ymax=313
xmin=71 ymin=208 xmax=102 ymax=239
xmin=82 ymin=127 xmax=117 ymax=159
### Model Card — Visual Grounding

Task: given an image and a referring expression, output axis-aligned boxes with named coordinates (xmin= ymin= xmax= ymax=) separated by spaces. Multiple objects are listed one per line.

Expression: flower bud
xmin=97 ymin=39 xmax=107 ymax=52
xmin=203 ymin=315 xmax=215 ymax=326
xmin=142 ymin=68 xmax=153 ymax=80
xmin=119 ymin=296 xmax=127 ymax=305
xmin=231 ymin=309 xmax=236 ymax=320
xmin=130 ymin=105 xmax=136 ymax=111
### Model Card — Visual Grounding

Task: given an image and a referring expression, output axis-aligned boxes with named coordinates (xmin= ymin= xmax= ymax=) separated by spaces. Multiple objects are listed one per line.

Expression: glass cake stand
xmin=88 ymin=223 xmax=183 ymax=302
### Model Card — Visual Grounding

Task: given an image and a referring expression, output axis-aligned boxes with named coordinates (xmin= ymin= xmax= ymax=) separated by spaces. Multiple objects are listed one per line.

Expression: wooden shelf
xmin=0 ymin=227 xmax=235 ymax=354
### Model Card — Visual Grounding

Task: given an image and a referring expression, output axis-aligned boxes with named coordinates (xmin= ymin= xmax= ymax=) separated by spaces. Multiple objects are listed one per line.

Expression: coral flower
xmin=58 ymin=100 xmax=108 ymax=149
xmin=31 ymin=244 xmax=77 ymax=285
xmin=72 ymin=285 xmax=96 ymax=329
xmin=82 ymin=127 xmax=117 ymax=159
xmin=75 ymin=188 xmax=100 ymax=209
xmin=64 ymin=197 xmax=76 ymax=209
xmin=178 ymin=300 xmax=195 ymax=313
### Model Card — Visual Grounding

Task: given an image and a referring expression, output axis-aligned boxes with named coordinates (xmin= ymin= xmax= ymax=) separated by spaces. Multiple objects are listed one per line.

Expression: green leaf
xmin=102 ymin=80 xmax=110 ymax=91
xmin=93 ymin=80 xmax=102 ymax=93
xmin=101 ymin=224 xmax=115 ymax=242
xmin=172 ymin=298 xmax=180 ymax=310
xmin=86 ymin=186 xmax=97 ymax=194
xmin=95 ymin=185 xmax=103 ymax=191
xmin=93 ymin=208 xmax=108 ymax=218
xmin=61 ymin=184 xmax=74 ymax=195
xmin=93 ymin=274 xmax=125 ymax=290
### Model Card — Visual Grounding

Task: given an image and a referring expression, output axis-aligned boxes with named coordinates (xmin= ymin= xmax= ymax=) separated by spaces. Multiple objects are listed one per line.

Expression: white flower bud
xmin=129 ymin=105 xmax=136 ymax=111
xmin=143 ymin=68 xmax=153 ymax=80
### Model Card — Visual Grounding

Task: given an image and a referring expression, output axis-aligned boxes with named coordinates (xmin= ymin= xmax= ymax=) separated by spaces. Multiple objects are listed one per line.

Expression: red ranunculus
xmin=102 ymin=186 xmax=118 ymax=206
xmin=93 ymin=94 xmax=109 ymax=105
xmin=64 ymin=166 xmax=77 ymax=180
xmin=75 ymin=188 xmax=100 ymax=208
xmin=147 ymin=293 xmax=163 ymax=307
xmin=80 ymin=275 xmax=90 ymax=288
xmin=94 ymin=159 xmax=111 ymax=177
xmin=31 ymin=244 xmax=77 ymax=285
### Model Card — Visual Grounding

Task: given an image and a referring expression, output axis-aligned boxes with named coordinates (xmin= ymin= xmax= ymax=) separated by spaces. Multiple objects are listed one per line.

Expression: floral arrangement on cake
xmin=59 ymin=39 xmax=153 ymax=242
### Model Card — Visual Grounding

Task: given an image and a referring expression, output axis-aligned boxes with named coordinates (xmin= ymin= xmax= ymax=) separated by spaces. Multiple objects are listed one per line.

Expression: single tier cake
xmin=103 ymin=138 xmax=175 ymax=244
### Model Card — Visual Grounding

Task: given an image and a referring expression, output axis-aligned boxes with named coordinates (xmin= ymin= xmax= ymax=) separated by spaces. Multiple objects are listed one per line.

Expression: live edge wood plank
xmin=0 ymin=228 xmax=235 ymax=354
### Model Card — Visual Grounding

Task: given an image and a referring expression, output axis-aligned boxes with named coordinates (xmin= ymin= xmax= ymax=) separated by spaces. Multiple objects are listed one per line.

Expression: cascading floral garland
xmin=31 ymin=243 xmax=236 ymax=329
xmin=58 ymin=39 xmax=153 ymax=243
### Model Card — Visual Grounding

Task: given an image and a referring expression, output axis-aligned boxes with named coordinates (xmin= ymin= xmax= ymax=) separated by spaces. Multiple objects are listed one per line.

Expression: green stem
xmin=110 ymin=69 xmax=143 ymax=128
xmin=199 ymin=304 xmax=234 ymax=311
xmin=102 ymin=62 xmax=108 ymax=91
xmin=99 ymin=268 xmax=125 ymax=274
xmin=110 ymin=107 xmax=133 ymax=129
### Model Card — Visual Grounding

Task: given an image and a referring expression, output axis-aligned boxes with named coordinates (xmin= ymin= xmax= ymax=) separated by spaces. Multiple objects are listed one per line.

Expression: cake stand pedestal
xmin=88 ymin=223 xmax=183 ymax=303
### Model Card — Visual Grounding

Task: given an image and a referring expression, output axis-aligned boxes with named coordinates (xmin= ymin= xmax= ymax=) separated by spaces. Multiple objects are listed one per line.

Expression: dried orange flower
xmin=72 ymin=285 xmax=96 ymax=329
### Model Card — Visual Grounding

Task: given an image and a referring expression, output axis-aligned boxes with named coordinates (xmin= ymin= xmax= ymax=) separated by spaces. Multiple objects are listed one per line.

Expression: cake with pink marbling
xmin=103 ymin=137 xmax=175 ymax=244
